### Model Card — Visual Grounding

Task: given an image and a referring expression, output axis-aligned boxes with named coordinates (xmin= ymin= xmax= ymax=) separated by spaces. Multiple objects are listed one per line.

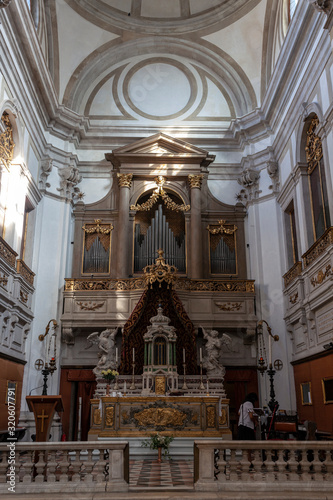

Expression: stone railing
xmin=194 ymin=440 xmax=333 ymax=494
xmin=302 ymin=227 xmax=333 ymax=268
xmin=0 ymin=441 xmax=129 ymax=494
xmin=65 ymin=277 xmax=255 ymax=293
xmin=16 ymin=259 xmax=35 ymax=286
xmin=0 ymin=236 xmax=17 ymax=268
xmin=283 ymin=261 xmax=302 ymax=288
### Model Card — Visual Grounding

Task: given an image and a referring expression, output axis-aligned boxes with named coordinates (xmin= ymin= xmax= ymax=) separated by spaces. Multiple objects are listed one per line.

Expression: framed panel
xmin=207 ymin=221 xmax=238 ymax=276
xmin=81 ymin=220 xmax=113 ymax=274
xmin=322 ymin=377 xmax=333 ymax=404
xmin=5 ymin=381 xmax=17 ymax=404
xmin=300 ymin=382 xmax=312 ymax=405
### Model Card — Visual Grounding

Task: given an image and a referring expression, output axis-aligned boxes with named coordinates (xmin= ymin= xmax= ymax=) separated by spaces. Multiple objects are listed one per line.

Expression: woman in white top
xmin=237 ymin=392 xmax=258 ymax=440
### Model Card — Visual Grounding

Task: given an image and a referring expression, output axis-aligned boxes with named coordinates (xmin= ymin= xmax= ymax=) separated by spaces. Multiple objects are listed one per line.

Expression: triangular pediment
xmin=111 ymin=133 xmax=209 ymax=157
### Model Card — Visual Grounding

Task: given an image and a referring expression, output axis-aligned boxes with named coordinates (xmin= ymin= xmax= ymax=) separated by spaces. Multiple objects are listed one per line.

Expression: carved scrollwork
xmin=206 ymin=406 xmax=216 ymax=428
xmin=76 ymin=301 xmax=105 ymax=311
xmin=310 ymin=265 xmax=332 ymax=287
xmin=188 ymin=174 xmax=203 ymax=189
xmin=131 ymin=176 xmax=190 ymax=212
xmin=0 ymin=113 xmax=14 ymax=171
xmin=82 ymin=220 xmax=113 ymax=235
xmin=206 ymin=220 xmax=237 ymax=235
xmin=105 ymin=406 xmax=115 ymax=427
xmin=306 ymin=117 xmax=323 ymax=174
xmin=134 ymin=407 xmax=187 ymax=427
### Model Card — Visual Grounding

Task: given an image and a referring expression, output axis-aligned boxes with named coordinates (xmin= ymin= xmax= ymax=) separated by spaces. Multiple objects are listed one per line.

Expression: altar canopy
xmin=119 ymin=282 xmax=197 ymax=375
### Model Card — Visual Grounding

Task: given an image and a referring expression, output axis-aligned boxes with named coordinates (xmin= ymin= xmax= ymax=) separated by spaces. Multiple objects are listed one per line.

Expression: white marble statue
xmin=201 ymin=328 xmax=231 ymax=378
xmin=86 ymin=327 xmax=118 ymax=378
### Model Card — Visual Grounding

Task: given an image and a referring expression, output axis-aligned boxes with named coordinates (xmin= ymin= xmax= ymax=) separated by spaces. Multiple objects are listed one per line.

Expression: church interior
xmin=0 ymin=0 xmax=333 ymax=496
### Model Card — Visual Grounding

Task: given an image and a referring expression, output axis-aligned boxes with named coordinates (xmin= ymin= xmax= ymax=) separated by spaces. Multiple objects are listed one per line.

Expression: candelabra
xmin=257 ymin=319 xmax=279 ymax=412
xmin=130 ymin=363 xmax=136 ymax=390
xmin=199 ymin=362 xmax=205 ymax=390
xmin=182 ymin=363 xmax=188 ymax=390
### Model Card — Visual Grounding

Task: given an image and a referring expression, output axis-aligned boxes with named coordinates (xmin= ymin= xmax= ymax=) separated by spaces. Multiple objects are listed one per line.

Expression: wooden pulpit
xmin=26 ymin=395 xmax=63 ymax=442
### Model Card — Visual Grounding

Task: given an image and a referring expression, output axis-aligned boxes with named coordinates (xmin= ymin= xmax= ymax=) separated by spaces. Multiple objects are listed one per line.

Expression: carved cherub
xmin=86 ymin=327 xmax=119 ymax=377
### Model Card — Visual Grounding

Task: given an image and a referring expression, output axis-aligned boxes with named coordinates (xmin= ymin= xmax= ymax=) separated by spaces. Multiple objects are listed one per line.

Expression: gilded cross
xmin=37 ymin=409 xmax=49 ymax=433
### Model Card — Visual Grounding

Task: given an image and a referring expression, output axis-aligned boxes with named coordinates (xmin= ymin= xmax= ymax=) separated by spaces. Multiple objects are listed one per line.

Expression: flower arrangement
xmin=101 ymin=369 xmax=119 ymax=381
xmin=141 ymin=433 xmax=174 ymax=457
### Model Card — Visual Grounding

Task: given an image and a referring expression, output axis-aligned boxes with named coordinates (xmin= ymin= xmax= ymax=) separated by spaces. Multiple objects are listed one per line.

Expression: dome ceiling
xmin=65 ymin=0 xmax=261 ymax=35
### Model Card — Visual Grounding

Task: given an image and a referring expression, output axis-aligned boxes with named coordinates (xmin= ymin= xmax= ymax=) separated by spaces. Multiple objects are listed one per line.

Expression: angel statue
xmin=86 ymin=327 xmax=119 ymax=378
xmin=201 ymin=327 xmax=231 ymax=378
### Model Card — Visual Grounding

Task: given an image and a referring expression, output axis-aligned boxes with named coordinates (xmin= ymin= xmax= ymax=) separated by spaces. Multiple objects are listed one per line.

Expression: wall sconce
xmin=257 ymin=319 xmax=279 ymax=413
xmin=38 ymin=319 xmax=58 ymax=395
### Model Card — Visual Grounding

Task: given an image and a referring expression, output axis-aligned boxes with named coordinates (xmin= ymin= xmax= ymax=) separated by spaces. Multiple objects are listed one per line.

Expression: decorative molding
xmin=188 ymin=174 xmax=203 ymax=189
xmin=306 ymin=117 xmax=323 ymax=174
xmin=267 ymin=160 xmax=280 ymax=193
xmin=58 ymin=163 xmax=82 ymax=200
xmin=64 ymin=277 xmax=255 ymax=293
xmin=310 ymin=265 xmax=332 ymax=287
xmin=0 ymin=276 xmax=8 ymax=288
xmin=0 ymin=236 xmax=17 ymax=268
xmin=143 ymin=249 xmax=178 ymax=289
xmin=82 ymin=220 xmax=113 ymax=235
xmin=302 ymin=227 xmax=333 ymax=267
xmin=289 ymin=292 xmax=299 ymax=304
xmin=20 ymin=290 xmax=29 ymax=304
xmin=16 ymin=259 xmax=35 ymax=286
xmin=39 ymin=158 xmax=53 ymax=191
xmin=237 ymin=168 xmax=260 ymax=202
xmin=0 ymin=113 xmax=15 ymax=171
xmin=131 ymin=176 xmax=190 ymax=212
xmin=76 ymin=301 xmax=105 ymax=311
xmin=206 ymin=220 xmax=237 ymax=235
xmin=216 ymin=302 xmax=242 ymax=311
xmin=283 ymin=261 xmax=303 ymax=288
xmin=117 ymin=173 xmax=133 ymax=188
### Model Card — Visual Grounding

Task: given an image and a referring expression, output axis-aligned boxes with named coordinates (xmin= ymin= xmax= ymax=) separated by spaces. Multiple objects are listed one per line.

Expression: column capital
xmin=308 ymin=0 xmax=333 ymax=14
xmin=117 ymin=173 xmax=133 ymax=188
xmin=188 ymin=174 xmax=203 ymax=189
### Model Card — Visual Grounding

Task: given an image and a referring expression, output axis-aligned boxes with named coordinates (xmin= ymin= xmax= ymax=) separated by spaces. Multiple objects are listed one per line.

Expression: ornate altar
xmin=88 ymin=395 xmax=230 ymax=439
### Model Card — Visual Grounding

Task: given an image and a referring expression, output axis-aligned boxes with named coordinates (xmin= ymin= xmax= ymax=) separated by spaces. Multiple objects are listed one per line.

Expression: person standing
xmin=237 ymin=392 xmax=258 ymax=440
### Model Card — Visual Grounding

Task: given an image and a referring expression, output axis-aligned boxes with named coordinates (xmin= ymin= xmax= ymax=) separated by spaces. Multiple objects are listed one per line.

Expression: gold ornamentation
xmin=302 ymin=227 xmax=333 ymax=268
xmin=64 ymin=277 xmax=255 ymax=293
xmin=143 ymin=249 xmax=178 ymax=288
xmin=20 ymin=290 xmax=28 ymax=303
xmin=206 ymin=406 xmax=216 ymax=428
xmin=117 ymin=173 xmax=133 ymax=188
xmin=155 ymin=376 xmax=166 ymax=395
xmin=188 ymin=174 xmax=203 ymax=189
xmin=134 ymin=407 xmax=187 ymax=427
xmin=82 ymin=219 xmax=113 ymax=235
xmin=289 ymin=292 xmax=298 ymax=304
xmin=207 ymin=220 xmax=238 ymax=235
xmin=0 ymin=113 xmax=15 ymax=171
xmin=16 ymin=259 xmax=35 ymax=286
xmin=0 ymin=236 xmax=17 ymax=268
xmin=93 ymin=408 xmax=101 ymax=426
xmin=219 ymin=409 xmax=227 ymax=426
xmin=283 ymin=261 xmax=302 ymax=288
xmin=77 ymin=301 xmax=104 ymax=311
xmin=216 ymin=302 xmax=242 ymax=311
xmin=105 ymin=406 xmax=115 ymax=427
xmin=191 ymin=413 xmax=199 ymax=424
xmin=121 ymin=410 xmax=129 ymax=423
xmin=0 ymin=276 xmax=8 ymax=288
xmin=306 ymin=117 xmax=323 ymax=174
xmin=310 ymin=265 xmax=332 ymax=287
xmin=131 ymin=176 xmax=190 ymax=212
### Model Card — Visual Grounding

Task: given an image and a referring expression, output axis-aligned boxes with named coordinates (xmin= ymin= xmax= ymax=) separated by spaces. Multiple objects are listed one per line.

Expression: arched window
xmin=154 ymin=337 xmax=166 ymax=365
xmin=306 ymin=116 xmax=331 ymax=241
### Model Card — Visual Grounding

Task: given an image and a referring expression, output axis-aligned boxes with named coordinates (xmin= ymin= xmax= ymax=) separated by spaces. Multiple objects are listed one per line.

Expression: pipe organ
xmin=134 ymin=204 xmax=186 ymax=273
xmin=210 ymin=235 xmax=236 ymax=275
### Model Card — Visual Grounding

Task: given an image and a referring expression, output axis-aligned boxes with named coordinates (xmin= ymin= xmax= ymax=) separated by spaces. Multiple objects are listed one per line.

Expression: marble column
xmin=116 ymin=173 xmax=133 ymax=278
xmin=188 ymin=174 xmax=203 ymax=279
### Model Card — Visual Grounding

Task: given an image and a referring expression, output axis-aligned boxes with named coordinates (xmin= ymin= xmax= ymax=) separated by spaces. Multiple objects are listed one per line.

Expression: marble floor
xmin=129 ymin=457 xmax=194 ymax=489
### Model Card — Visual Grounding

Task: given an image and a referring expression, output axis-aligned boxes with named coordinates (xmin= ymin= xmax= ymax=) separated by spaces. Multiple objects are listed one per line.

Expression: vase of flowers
xmin=141 ymin=433 xmax=174 ymax=462
xmin=101 ymin=369 xmax=119 ymax=395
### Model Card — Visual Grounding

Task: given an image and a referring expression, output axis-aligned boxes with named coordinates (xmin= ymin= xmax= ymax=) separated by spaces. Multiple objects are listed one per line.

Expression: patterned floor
xmin=129 ymin=458 xmax=194 ymax=488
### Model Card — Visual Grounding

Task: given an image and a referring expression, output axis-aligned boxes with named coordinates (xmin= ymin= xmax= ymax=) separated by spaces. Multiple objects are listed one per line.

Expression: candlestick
xmin=200 ymin=347 xmax=202 ymax=363
xmin=132 ymin=348 xmax=135 ymax=362
xmin=268 ymin=334 xmax=272 ymax=368
xmin=206 ymin=380 xmax=209 ymax=395
xmin=199 ymin=362 xmax=205 ymax=390
xmin=116 ymin=347 xmax=118 ymax=365
xmin=130 ymin=363 xmax=135 ymax=390
xmin=183 ymin=348 xmax=185 ymax=363
xmin=182 ymin=362 xmax=188 ymax=390
xmin=124 ymin=381 xmax=127 ymax=394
